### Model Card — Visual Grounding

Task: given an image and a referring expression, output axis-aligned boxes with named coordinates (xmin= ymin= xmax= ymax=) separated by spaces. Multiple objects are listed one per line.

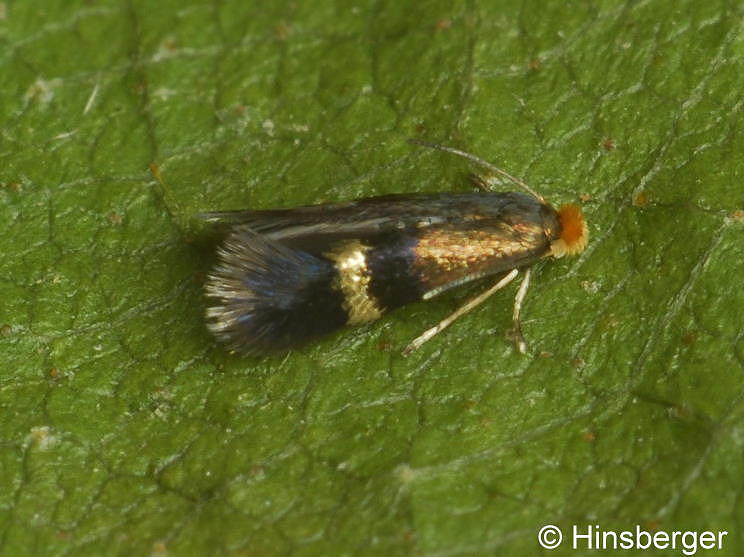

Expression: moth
xmin=201 ymin=141 xmax=588 ymax=355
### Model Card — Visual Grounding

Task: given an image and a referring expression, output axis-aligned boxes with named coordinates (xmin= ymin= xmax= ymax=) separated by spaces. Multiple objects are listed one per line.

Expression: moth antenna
xmin=408 ymin=138 xmax=545 ymax=203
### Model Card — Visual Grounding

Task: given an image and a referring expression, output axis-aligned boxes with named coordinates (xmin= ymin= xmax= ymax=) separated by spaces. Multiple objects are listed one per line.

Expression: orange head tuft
xmin=550 ymin=204 xmax=588 ymax=257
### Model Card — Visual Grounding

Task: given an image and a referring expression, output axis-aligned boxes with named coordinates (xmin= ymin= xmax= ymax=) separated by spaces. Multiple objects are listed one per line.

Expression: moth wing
xmin=197 ymin=192 xmax=546 ymax=258
xmin=196 ymin=193 xmax=466 ymax=242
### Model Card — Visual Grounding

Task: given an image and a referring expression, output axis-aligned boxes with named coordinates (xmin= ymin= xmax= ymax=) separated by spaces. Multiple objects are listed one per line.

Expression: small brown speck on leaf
xmin=376 ymin=339 xmax=392 ymax=352
xmin=681 ymin=330 xmax=697 ymax=346
xmin=107 ymin=213 xmax=123 ymax=226
xmin=603 ymin=314 xmax=620 ymax=329
xmin=149 ymin=161 xmax=161 ymax=181
xmin=668 ymin=405 xmax=692 ymax=420
xmin=632 ymin=191 xmax=649 ymax=208
xmin=581 ymin=431 xmax=597 ymax=442
xmin=275 ymin=21 xmax=290 ymax=40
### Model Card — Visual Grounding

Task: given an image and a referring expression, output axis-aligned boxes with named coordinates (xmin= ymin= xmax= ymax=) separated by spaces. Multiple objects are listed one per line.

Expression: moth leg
xmin=469 ymin=172 xmax=503 ymax=192
xmin=469 ymin=173 xmax=491 ymax=192
xmin=402 ymin=269 xmax=519 ymax=356
xmin=511 ymin=267 xmax=532 ymax=354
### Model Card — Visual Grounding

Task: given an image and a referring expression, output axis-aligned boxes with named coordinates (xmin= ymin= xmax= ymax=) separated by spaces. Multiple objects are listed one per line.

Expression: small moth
xmin=201 ymin=140 xmax=588 ymax=355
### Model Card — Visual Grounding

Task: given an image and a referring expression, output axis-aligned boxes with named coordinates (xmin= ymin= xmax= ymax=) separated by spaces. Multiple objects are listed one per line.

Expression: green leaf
xmin=1 ymin=1 xmax=742 ymax=555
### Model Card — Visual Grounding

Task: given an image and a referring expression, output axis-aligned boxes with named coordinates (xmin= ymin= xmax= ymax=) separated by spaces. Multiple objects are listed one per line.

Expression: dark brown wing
xmin=201 ymin=192 xmax=559 ymax=303
xmin=197 ymin=192 xmax=555 ymax=245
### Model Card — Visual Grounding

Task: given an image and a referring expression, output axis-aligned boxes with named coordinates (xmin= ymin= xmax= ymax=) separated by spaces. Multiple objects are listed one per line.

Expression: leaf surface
xmin=0 ymin=1 xmax=742 ymax=555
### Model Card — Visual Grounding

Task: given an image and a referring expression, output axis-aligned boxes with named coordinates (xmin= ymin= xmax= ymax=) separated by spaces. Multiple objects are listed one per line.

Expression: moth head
xmin=550 ymin=204 xmax=588 ymax=258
